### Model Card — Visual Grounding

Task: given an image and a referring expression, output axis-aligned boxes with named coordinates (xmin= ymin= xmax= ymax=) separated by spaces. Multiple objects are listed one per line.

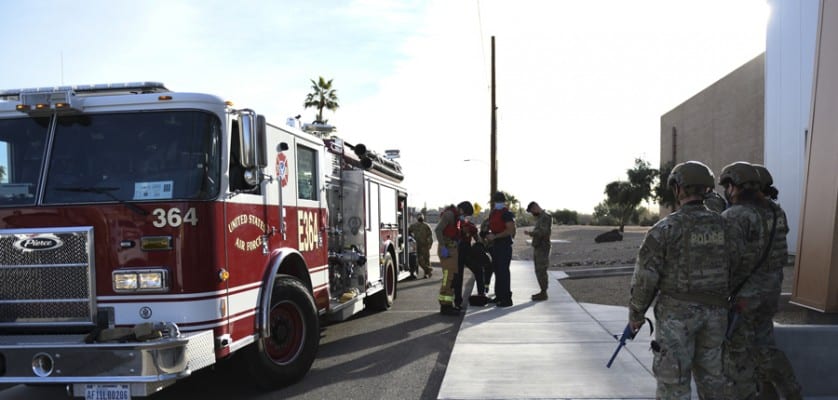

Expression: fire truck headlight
xmin=138 ymin=271 xmax=164 ymax=289
xmin=114 ymin=273 xmax=138 ymax=291
xmin=113 ymin=268 xmax=169 ymax=292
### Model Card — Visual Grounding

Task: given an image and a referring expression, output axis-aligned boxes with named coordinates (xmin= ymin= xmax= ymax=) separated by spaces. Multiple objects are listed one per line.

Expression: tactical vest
xmin=661 ymin=206 xmax=729 ymax=299
xmin=442 ymin=206 xmax=460 ymax=240
xmin=488 ymin=208 xmax=509 ymax=233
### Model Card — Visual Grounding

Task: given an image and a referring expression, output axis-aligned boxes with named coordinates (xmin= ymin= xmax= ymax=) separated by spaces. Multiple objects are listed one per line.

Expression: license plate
xmin=85 ymin=384 xmax=131 ymax=400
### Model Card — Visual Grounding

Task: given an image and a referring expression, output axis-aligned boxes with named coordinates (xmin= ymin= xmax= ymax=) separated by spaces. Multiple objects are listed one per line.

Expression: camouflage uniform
xmin=530 ymin=211 xmax=552 ymax=292
xmin=629 ymin=201 xmax=740 ymax=400
xmin=704 ymin=190 xmax=727 ymax=213
xmin=434 ymin=208 xmax=460 ymax=307
xmin=409 ymin=220 xmax=434 ymax=277
xmin=723 ymin=201 xmax=802 ymax=399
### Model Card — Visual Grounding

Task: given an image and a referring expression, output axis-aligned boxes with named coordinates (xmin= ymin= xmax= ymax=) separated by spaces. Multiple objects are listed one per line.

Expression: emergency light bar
xmin=0 ymin=82 xmax=169 ymax=115
xmin=13 ymin=88 xmax=81 ymax=115
xmin=0 ymin=81 xmax=168 ymax=99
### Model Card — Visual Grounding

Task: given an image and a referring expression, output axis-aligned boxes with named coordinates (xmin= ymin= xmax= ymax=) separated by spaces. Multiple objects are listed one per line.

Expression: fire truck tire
xmin=368 ymin=253 xmax=396 ymax=310
xmin=243 ymin=275 xmax=320 ymax=389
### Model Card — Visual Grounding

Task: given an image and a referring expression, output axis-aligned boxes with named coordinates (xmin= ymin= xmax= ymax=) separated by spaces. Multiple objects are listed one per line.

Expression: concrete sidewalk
xmin=438 ymin=260 xmax=657 ymax=399
xmin=437 ymin=260 xmax=838 ymax=400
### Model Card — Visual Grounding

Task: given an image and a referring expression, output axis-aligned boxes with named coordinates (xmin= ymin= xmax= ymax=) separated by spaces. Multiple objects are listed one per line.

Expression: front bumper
xmin=0 ymin=330 xmax=215 ymax=397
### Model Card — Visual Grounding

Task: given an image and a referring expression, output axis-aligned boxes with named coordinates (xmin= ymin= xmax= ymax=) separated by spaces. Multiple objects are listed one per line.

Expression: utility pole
xmin=490 ymin=36 xmax=497 ymax=202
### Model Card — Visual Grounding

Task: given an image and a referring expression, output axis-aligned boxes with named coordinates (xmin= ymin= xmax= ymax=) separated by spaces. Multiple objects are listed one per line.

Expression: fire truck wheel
xmin=368 ymin=253 xmax=396 ymax=311
xmin=243 ymin=275 xmax=320 ymax=388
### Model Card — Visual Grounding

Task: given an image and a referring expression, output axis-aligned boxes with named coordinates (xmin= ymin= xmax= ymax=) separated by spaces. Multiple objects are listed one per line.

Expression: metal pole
xmin=490 ymin=36 xmax=497 ymax=202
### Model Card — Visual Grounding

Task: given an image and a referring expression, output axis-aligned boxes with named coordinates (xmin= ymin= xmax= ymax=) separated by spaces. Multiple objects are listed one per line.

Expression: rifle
xmin=606 ymin=318 xmax=652 ymax=368
xmin=726 ymin=205 xmax=777 ymax=340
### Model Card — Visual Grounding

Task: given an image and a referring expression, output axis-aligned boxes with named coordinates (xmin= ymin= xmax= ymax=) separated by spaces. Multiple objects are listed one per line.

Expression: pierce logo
xmin=13 ymin=235 xmax=63 ymax=252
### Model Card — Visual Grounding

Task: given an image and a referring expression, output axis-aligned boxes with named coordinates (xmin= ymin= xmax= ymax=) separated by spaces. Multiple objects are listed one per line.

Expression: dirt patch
xmin=532 ymin=225 xmax=837 ymax=325
xmin=513 ymin=225 xmax=647 ymax=269
xmin=513 ymin=224 xmax=643 ymax=309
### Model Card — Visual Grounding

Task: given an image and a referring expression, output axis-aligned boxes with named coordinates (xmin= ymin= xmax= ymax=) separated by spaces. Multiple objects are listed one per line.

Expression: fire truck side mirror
xmin=237 ymin=110 xmax=267 ymax=169
xmin=238 ymin=109 xmax=256 ymax=168
xmin=255 ymin=114 xmax=267 ymax=168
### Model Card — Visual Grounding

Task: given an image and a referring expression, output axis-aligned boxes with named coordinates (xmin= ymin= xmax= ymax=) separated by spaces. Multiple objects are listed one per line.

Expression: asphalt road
xmin=0 ymin=271 xmax=460 ymax=400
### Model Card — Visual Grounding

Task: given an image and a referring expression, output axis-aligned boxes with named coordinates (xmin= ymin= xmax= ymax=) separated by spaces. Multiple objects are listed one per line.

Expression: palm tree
xmin=303 ymin=77 xmax=340 ymax=123
xmin=502 ymin=191 xmax=520 ymax=212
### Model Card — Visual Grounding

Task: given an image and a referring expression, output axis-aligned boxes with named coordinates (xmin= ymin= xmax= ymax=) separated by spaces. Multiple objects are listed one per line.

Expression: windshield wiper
xmin=55 ymin=186 xmax=149 ymax=216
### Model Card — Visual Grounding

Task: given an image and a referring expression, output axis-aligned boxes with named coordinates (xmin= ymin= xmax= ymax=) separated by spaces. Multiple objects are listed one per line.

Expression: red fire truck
xmin=0 ymin=82 xmax=414 ymax=398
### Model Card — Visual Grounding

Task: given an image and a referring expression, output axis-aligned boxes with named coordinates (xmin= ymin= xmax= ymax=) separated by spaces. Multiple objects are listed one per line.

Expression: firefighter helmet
xmin=719 ymin=161 xmax=760 ymax=187
xmin=667 ymin=161 xmax=715 ymax=188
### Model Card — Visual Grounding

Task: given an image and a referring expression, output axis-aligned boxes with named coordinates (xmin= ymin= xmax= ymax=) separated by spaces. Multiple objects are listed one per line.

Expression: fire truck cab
xmin=0 ymin=82 xmax=413 ymax=398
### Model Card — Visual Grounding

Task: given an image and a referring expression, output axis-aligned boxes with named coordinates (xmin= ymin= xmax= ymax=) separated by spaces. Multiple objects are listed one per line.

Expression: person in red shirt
xmin=434 ymin=201 xmax=474 ymax=315
xmin=485 ymin=192 xmax=516 ymax=307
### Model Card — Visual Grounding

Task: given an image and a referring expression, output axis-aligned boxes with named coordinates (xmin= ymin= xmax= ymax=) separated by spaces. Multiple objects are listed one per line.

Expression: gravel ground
xmin=513 ymin=225 xmax=838 ymax=325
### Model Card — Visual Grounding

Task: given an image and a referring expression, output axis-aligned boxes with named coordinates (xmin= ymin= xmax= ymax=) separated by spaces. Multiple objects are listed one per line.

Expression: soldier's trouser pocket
xmin=653 ymin=343 xmax=685 ymax=385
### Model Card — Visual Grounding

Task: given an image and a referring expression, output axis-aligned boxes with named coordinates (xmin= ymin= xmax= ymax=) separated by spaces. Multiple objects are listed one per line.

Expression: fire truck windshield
xmin=0 ymin=110 xmax=221 ymax=207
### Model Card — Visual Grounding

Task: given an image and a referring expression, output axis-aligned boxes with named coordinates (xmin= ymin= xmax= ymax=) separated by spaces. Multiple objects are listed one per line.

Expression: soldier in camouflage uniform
xmin=525 ymin=201 xmax=552 ymax=301
xmin=409 ymin=214 xmax=434 ymax=278
xmin=704 ymin=190 xmax=727 ymax=213
xmin=721 ymin=162 xmax=802 ymax=400
xmin=628 ymin=161 xmax=742 ymax=400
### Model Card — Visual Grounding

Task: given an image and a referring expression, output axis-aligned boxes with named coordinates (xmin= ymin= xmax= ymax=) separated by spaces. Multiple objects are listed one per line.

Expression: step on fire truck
xmin=0 ymin=82 xmax=414 ymax=398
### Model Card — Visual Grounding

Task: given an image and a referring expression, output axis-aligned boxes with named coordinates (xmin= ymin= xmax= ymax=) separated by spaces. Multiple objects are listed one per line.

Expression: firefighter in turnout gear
xmin=628 ymin=161 xmax=743 ymax=400
xmin=435 ymin=201 xmax=474 ymax=315
xmin=409 ymin=214 xmax=434 ymax=278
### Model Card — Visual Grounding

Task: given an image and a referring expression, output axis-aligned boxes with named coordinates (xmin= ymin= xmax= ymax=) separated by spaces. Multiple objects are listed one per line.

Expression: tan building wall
xmin=793 ymin=0 xmax=838 ymax=312
xmin=659 ymin=53 xmax=765 ymax=214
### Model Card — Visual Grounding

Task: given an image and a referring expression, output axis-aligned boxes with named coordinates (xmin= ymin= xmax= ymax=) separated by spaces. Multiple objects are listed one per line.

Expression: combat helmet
xmin=751 ymin=163 xmax=773 ymax=189
xmin=667 ymin=161 xmax=715 ymax=188
xmin=719 ymin=161 xmax=761 ymax=188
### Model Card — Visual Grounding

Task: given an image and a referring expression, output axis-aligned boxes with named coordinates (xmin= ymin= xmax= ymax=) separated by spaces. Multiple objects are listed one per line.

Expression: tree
xmin=654 ymin=160 xmax=677 ymax=211
xmin=551 ymin=209 xmax=578 ymax=225
xmin=0 ymin=165 xmax=5 ymax=183
xmin=603 ymin=181 xmax=642 ymax=231
xmin=627 ymin=158 xmax=657 ymax=201
xmin=597 ymin=158 xmax=659 ymax=232
xmin=592 ymin=201 xmax=618 ymax=226
xmin=498 ymin=190 xmax=520 ymax=214
xmin=303 ymin=77 xmax=340 ymax=123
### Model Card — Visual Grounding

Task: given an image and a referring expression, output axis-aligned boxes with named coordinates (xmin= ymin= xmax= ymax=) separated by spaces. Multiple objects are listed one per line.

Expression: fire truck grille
xmin=0 ymin=227 xmax=95 ymax=328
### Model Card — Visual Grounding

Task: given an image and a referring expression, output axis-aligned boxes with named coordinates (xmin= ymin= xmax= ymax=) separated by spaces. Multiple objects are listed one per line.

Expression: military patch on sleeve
xmin=639 ymin=232 xmax=660 ymax=257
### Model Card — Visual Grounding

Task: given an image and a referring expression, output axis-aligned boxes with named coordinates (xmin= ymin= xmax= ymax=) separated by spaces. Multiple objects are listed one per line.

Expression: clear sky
xmin=0 ymin=0 xmax=768 ymax=213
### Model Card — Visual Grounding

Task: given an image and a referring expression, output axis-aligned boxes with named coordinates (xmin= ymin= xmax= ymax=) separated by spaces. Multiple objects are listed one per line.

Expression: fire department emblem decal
xmin=13 ymin=234 xmax=63 ymax=252
xmin=276 ymin=153 xmax=289 ymax=187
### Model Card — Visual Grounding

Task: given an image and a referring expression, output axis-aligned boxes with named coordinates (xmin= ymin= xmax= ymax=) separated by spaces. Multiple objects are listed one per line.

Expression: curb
xmin=560 ymin=265 xmax=635 ymax=279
